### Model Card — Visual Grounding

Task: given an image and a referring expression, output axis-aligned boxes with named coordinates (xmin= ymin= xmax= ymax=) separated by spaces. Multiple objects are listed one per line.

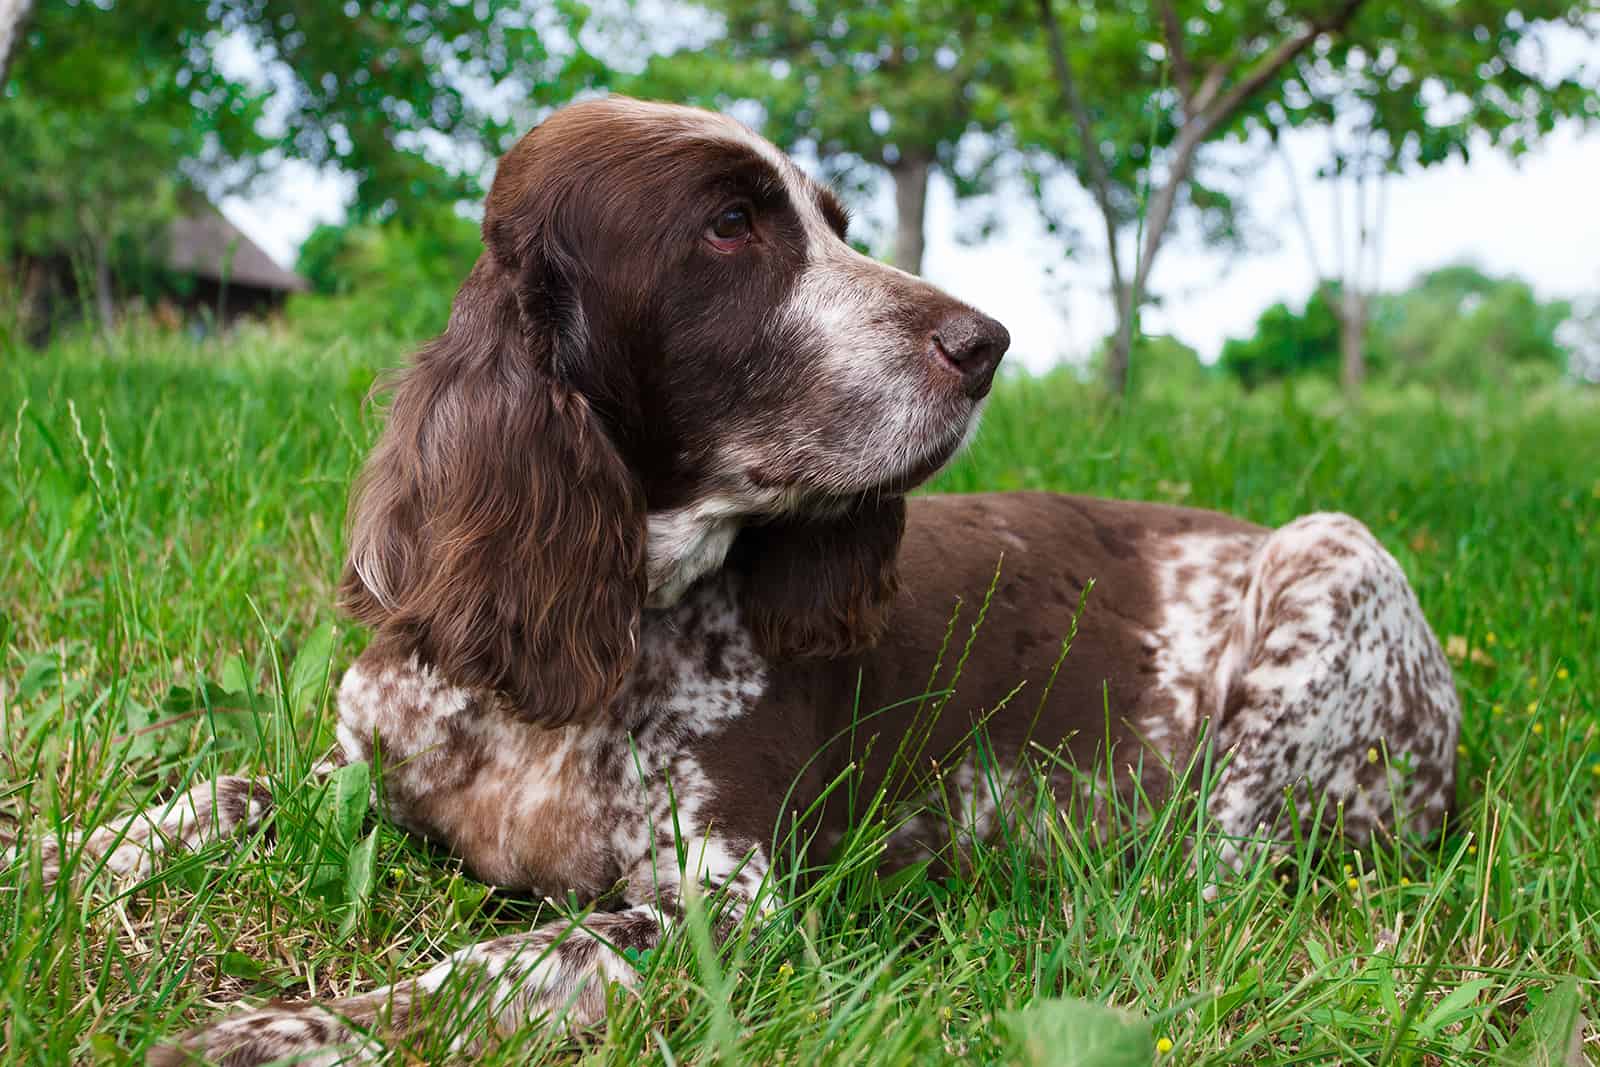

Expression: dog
xmin=37 ymin=98 xmax=1459 ymax=1063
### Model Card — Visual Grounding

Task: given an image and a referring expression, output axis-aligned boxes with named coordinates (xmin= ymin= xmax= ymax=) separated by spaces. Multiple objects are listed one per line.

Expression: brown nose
xmin=932 ymin=310 xmax=1010 ymax=398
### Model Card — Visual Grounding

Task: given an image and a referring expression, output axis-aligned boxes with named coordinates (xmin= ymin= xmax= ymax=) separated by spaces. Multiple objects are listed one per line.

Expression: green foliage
xmin=1221 ymin=266 xmax=1578 ymax=391
xmin=1375 ymin=264 xmax=1573 ymax=389
xmin=999 ymin=998 xmax=1154 ymax=1067
xmin=640 ymin=0 xmax=1012 ymax=171
xmin=287 ymin=207 xmax=480 ymax=342
xmin=1 ymin=0 xmax=603 ymax=295
xmin=0 ymin=1 xmax=266 ymax=287
xmin=1219 ymin=286 xmax=1343 ymax=388
xmin=1007 ymin=0 xmax=1597 ymax=394
xmin=632 ymin=0 xmax=1020 ymax=263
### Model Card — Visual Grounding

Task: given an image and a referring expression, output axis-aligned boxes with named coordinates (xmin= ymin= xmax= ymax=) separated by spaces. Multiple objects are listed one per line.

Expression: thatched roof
xmin=165 ymin=207 xmax=308 ymax=292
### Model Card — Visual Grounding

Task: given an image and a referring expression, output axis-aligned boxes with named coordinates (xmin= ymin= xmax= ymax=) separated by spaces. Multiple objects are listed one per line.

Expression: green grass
xmin=2 ymin=321 xmax=1598 ymax=1064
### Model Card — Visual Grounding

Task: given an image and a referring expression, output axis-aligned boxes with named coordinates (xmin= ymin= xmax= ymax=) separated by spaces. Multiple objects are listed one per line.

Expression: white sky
xmin=223 ymin=102 xmax=1600 ymax=374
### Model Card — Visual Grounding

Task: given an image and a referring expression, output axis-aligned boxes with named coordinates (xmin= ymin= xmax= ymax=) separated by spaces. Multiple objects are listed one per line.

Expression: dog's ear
xmin=340 ymin=248 xmax=646 ymax=727
xmin=732 ymin=496 xmax=906 ymax=661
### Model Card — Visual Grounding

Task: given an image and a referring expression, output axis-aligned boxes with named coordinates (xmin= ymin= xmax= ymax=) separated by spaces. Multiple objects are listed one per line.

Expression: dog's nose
xmin=932 ymin=310 xmax=1010 ymax=398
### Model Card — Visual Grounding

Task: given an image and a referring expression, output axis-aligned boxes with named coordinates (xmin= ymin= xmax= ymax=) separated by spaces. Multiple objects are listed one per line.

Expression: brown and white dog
xmin=45 ymin=98 xmax=1459 ymax=1063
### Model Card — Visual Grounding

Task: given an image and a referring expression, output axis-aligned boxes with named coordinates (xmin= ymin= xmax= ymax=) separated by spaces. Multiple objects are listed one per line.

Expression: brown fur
xmin=733 ymin=496 xmax=907 ymax=660
xmin=340 ymin=254 xmax=647 ymax=727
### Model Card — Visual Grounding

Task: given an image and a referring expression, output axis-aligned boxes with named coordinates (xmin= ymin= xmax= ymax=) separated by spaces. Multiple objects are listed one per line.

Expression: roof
xmin=164 ymin=207 xmax=308 ymax=292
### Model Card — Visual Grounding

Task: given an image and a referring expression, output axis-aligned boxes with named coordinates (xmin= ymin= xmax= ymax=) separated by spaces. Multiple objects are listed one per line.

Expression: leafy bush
xmin=1218 ymin=285 xmax=1342 ymax=388
xmin=1220 ymin=265 xmax=1578 ymax=391
xmin=285 ymin=207 xmax=482 ymax=343
xmin=1374 ymin=265 xmax=1571 ymax=389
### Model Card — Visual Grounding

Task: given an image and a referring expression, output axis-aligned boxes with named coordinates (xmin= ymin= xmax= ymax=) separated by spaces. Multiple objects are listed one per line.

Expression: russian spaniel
xmin=35 ymin=98 xmax=1459 ymax=1064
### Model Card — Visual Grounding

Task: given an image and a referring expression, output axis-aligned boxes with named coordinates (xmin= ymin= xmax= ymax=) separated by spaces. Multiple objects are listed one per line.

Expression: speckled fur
xmin=148 ymin=582 xmax=775 ymax=1065
xmin=1204 ymin=514 xmax=1459 ymax=866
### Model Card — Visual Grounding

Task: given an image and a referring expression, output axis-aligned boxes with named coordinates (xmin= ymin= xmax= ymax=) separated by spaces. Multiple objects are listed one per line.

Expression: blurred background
xmin=1 ymin=0 xmax=1597 ymax=394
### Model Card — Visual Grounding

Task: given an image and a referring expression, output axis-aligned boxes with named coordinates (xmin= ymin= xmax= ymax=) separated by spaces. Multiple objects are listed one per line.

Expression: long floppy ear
xmin=339 ymin=253 xmax=646 ymax=727
xmin=732 ymin=496 xmax=907 ymax=661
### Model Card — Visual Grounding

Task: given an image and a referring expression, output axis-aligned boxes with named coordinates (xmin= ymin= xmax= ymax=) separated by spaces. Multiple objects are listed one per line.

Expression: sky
xmin=222 ymin=51 xmax=1600 ymax=375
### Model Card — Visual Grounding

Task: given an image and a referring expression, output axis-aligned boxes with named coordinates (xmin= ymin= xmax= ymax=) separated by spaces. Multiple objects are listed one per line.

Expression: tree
xmin=2 ymin=0 xmax=605 ymax=328
xmin=0 ymin=3 xmax=266 ymax=329
xmin=1272 ymin=5 xmax=1600 ymax=395
xmin=635 ymin=1 xmax=1018 ymax=275
xmin=1373 ymin=264 xmax=1572 ymax=387
xmin=1019 ymin=0 xmax=1599 ymax=395
xmin=1221 ymin=264 xmax=1576 ymax=390
xmin=1560 ymin=288 xmax=1600 ymax=384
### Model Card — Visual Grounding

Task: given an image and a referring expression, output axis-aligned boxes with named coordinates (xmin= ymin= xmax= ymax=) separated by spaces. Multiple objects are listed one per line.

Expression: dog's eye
xmin=708 ymin=206 xmax=752 ymax=244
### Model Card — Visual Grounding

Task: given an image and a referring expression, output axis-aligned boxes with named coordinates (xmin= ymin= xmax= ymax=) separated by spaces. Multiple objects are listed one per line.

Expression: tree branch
xmin=1035 ymin=0 xmax=1127 ymax=301
xmin=1195 ymin=0 xmax=1368 ymax=138
xmin=1276 ymin=136 xmax=1325 ymax=282
xmin=1135 ymin=0 xmax=1370 ymax=291
xmin=1156 ymin=0 xmax=1195 ymax=105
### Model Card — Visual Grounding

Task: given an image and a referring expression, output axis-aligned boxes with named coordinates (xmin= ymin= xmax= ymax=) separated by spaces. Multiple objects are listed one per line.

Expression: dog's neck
xmin=645 ymin=503 xmax=743 ymax=608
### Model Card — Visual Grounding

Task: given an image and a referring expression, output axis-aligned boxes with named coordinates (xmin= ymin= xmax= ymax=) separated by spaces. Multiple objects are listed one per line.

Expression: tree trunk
xmin=91 ymin=236 xmax=114 ymax=336
xmin=0 ymin=0 xmax=35 ymax=87
xmin=888 ymin=151 xmax=931 ymax=275
xmin=1339 ymin=288 xmax=1366 ymax=396
xmin=1105 ymin=280 xmax=1137 ymax=396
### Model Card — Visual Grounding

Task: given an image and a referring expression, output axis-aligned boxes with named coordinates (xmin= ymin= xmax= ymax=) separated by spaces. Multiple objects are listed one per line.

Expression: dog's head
xmin=342 ymin=97 xmax=1009 ymax=724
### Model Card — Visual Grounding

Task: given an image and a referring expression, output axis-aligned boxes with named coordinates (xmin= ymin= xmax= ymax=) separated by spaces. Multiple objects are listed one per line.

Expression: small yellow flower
xmin=1367 ymin=747 xmax=1380 ymax=764
xmin=1468 ymin=844 xmax=1478 ymax=855
xmin=1527 ymin=701 xmax=1539 ymax=714
xmin=941 ymin=1005 xmax=954 ymax=1021
xmin=1485 ymin=632 xmax=1498 ymax=646
xmin=1346 ymin=877 xmax=1360 ymax=891
xmin=777 ymin=962 xmax=794 ymax=980
xmin=1400 ymin=876 xmax=1411 ymax=886
xmin=1344 ymin=863 xmax=1354 ymax=876
xmin=1590 ymin=763 xmax=1600 ymax=776
xmin=1456 ymin=743 xmax=1468 ymax=756
xmin=1532 ymin=723 xmax=1544 ymax=735
xmin=1557 ymin=667 xmax=1570 ymax=681
xmin=1492 ymin=703 xmax=1504 ymax=716
xmin=1157 ymin=1037 xmax=1175 ymax=1055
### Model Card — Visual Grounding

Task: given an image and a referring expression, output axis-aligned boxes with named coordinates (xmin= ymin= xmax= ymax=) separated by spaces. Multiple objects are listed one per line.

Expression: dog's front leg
xmin=150 ymin=844 xmax=774 ymax=1065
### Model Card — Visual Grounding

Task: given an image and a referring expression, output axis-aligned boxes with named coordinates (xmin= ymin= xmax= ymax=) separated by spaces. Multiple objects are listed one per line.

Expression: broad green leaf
xmin=220 ymin=652 xmax=252 ymax=696
xmin=286 ymin=620 xmax=336 ymax=718
xmin=159 ymin=681 xmax=245 ymax=715
xmin=338 ymin=827 xmax=380 ymax=939
xmin=1204 ymin=966 xmax=1262 ymax=1029
xmin=1499 ymin=978 xmax=1586 ymax=1067
xmin=319 ymin=760 xmax=371 ymax=846
xmin=1000 ymin=997 xmax=1154 ymax=1067
xmin=217 ymin=950 xmax=268 ymax=982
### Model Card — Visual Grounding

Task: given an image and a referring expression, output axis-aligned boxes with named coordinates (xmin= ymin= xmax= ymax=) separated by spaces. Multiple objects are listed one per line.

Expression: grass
xmin=2 ymin=319 xmax=1598 ymax=1064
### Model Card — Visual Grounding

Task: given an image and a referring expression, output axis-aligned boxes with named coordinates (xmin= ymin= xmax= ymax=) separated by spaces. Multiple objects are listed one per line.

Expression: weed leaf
xmin=1000 ymin=997 xmax=1153 ymax=1067
xmin=338 ymin=827 xmax=380 ymax=939
xmin=286 ymin=620 xmax=336 ymax=718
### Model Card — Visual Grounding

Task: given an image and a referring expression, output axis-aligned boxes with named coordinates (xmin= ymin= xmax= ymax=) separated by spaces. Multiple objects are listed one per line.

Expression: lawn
xmin=2 ymin=322 xmax=1598 ymax=1064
